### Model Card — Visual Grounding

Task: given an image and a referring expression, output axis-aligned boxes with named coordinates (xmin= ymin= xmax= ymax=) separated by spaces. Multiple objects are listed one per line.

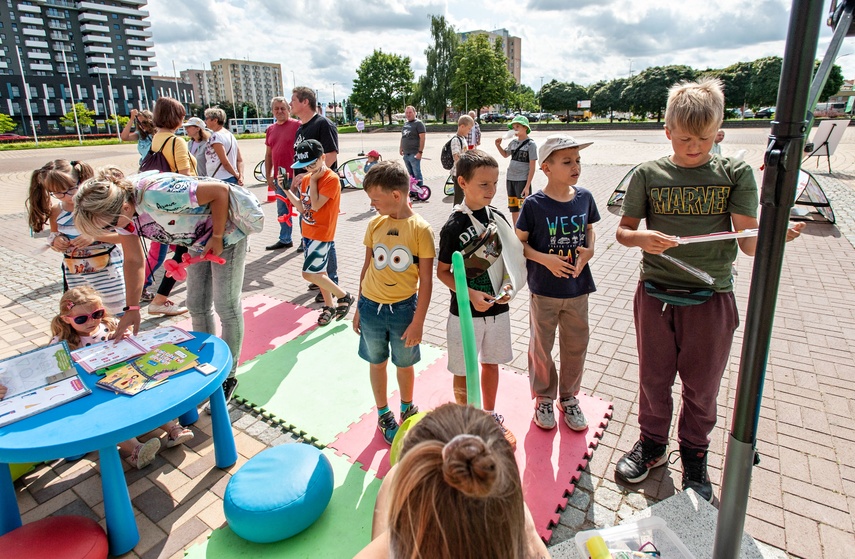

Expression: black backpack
xmin=139 ymin=135 xmax=177 ymax=173
xmin=440 ymin=136 xmax=462 ymax=170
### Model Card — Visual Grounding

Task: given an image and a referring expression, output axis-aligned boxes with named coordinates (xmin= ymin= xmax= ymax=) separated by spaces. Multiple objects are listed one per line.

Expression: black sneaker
xmin=307 ymin=283 xmax=319 ymax=291
xmin=616 ymin=437 xmax=668 ymax=483
xmin=204 ymin=377 xmax=238 ymax=415
xmin=314 ymin=292 xmax=325 ymax=304
xmin=680 ymin=446 xmax=713 ymax=502
xmin=378 ymin=410 xmax=399 ymax=445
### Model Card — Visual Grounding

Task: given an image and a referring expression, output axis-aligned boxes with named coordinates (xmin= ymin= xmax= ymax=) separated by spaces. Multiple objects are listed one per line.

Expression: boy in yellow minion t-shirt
xmin=353 ymin=161 xmax=435 ymax=445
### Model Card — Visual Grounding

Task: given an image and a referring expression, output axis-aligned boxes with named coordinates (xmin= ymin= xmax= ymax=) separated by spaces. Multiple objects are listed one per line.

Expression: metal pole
xmin=15 ymin=46 xmax=38 ymax=145
xmin=104 ymin=60 xmax=121 ymax=141
xmin=713 ymin=1 xmax=823 ymax=556
xmin=332 ymin=82 xmax=336 ymax=123
xmin=137 ymin=59 xmax=150 ymax=111
xmin=60 ymin=48 xmax=83 ymax=145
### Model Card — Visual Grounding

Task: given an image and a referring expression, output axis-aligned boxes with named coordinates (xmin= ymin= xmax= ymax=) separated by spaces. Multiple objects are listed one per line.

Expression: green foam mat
xmin=184 ymin=449 xmax=380 ymax=559
xmin=233 ymin=322 xmax=442 ymax=445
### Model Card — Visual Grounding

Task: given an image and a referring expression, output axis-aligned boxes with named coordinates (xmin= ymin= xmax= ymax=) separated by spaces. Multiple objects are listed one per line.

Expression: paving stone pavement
xmin=2 ymin=126 xmax=855 ymax=557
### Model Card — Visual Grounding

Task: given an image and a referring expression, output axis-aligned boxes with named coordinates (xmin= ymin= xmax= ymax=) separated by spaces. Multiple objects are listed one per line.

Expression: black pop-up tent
xmin=713 ymin=1 xmax=852 ymax=556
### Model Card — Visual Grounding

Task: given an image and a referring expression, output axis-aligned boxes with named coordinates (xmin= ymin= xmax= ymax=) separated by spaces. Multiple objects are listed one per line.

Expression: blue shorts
xmin=302 ymin=240 xmax=332 ymax=273
xmin=357 ymin=294 xmax=420 ymax=367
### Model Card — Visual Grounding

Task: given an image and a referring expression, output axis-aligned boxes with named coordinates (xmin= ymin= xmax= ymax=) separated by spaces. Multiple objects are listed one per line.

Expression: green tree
xmin=507 ymin=83 xmax=538 ymax=113
xmin=451 ymin=33 xmax=513 ymax=116
xmin=539 ymin=79 xmax=587 ymax=118
xmin=622 ymin=65 xmax=696 ymax=121
xmin=423 ymin=15 xmax=459 ymax=123
xmin=350 ymin=49 xmax=414 ymax=125
xmin=816 ymin=61 xmax=845 ymax=102
xmin=111 ymin=113 xmax=130 ymax=129
xmin=60 ymin=102 xmax=95 ymax=129
xmin=590 ymin=78 xmax=629 ymax=120
xmin=748 ymin=56 xmax=782 ymax=107
xmin=711 ymin=61 xmax=754 ymax=109
xmin=0 ymin=113 xmax=16 ymax=133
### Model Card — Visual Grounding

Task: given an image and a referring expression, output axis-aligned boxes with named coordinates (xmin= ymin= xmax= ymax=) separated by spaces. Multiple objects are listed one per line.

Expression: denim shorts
xmin=357 ymin=294 xmax=420 ymax=367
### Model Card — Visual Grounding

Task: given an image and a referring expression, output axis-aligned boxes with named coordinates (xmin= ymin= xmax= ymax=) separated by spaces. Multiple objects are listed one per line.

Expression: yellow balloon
xmin=389 ymin=411 xmax=427 ymax=465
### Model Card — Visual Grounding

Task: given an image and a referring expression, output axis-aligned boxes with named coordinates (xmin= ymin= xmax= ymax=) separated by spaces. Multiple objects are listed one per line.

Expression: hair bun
xmin=441 ymin=434 xmax=497 ymax=497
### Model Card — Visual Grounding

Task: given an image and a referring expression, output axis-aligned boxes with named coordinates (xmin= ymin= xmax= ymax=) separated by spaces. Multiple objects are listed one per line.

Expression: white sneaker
xmin=533 ymin=398 xmax=556 ymax=430
xmin=147 ymin=300 xmax=188 ymax=316
xmin=128 ymin=438 xmax=160 ymax=469
xmin=558 ymin=396 xmax=588 ymax=431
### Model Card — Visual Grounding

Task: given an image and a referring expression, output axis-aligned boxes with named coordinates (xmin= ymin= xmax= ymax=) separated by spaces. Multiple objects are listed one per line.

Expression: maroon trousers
xmin=633 ymin=282 xmax=739 ymax=450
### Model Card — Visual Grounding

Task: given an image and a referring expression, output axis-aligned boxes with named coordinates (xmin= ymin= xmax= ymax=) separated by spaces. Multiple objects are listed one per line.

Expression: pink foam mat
xmin=328 ymin=355 xmax=613 ymax=541
xmin=173 ymin=293 xmax=318 ymax=365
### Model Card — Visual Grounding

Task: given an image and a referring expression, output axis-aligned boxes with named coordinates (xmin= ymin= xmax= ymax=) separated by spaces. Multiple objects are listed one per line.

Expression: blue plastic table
xmin=0 ymin=333 xmax=237 ymax=556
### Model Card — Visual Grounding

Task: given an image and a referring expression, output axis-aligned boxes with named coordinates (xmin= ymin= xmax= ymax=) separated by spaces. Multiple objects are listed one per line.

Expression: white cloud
xmin=147 ymin=0 xmax=855 ymax=103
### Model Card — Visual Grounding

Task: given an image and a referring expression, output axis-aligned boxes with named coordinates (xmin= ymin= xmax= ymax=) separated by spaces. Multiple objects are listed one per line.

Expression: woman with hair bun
xmin=356 ymin=403 xmax=550 ymax=559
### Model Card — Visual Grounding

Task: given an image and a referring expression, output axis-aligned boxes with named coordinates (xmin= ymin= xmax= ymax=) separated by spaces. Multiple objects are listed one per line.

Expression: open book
xmin=0 ymin=343 xmax=91 ymax=428
xmin=95 ymin=344 xmax=198 ymax=396
xmin=71 ymin=326 xmax=194 ymax=374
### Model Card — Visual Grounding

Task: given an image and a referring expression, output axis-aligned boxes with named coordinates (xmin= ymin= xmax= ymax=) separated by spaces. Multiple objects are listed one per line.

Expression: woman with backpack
xmin=138 ymin=97 xmax=196 ymax=316
xmin=120 ymin=108 xmax=156 ymax=167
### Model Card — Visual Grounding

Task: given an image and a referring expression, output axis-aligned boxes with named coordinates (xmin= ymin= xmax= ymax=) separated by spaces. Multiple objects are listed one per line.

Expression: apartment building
xmin=457 ymin=28 xmax=521 ymax=84
xmin=0 ymin=0 xmax=190 ymax=134
xmin=209 ymin=58 xmax=283 ymax=116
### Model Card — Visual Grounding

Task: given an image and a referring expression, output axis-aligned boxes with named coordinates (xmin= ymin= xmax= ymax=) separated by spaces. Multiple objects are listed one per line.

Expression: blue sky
xmin=148 ymin=0 xmax=851 ymax=106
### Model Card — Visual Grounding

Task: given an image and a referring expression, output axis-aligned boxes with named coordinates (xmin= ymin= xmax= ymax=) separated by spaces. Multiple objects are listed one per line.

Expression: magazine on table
xmin=95 ymin=344 xmax=198 ymax=396
xmin=0 ymin=343 xmax=91 ymax=427
xmin=71 ymin=326 xmax=194 ymax=374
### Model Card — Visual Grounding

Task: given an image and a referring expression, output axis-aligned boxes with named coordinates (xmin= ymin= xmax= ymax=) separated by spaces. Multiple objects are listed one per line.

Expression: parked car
xmin=755 ymin=107 xmax=775 ymax=119
xmin=742 ymin=108 xmax=755 ymax=118
xmin=482 ymin=112 xmax=508 ymax=123
xmin=0 ymin=132 xmax=29 ymax=141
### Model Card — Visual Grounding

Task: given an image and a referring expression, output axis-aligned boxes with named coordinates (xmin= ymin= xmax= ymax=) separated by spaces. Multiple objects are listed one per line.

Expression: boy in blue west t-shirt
xmin=516 ymin=134 xmax=600 ymax=433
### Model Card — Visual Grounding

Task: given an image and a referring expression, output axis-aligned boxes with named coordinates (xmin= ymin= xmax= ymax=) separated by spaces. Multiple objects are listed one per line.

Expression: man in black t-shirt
xmin=291 ymin=86 xmax=340 ymax=285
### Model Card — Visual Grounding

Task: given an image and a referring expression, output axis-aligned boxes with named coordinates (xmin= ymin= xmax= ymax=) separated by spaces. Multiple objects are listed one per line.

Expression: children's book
xmin=95 ymin=344 xmax=199 ymax=395
xmin=71 ymin=326 xmax=194 ymax=374
xmin=0 ymin=343 xmax=92 ymax=428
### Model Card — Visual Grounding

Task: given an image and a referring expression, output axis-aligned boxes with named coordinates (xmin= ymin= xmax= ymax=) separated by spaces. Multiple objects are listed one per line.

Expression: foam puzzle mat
xmin=328 ymin=356 xmax=613 ymax=542
xmin=183 ymin=449 xmax=380 ymax=559
xmin=173 ymin=293 xmax=319 ymax=366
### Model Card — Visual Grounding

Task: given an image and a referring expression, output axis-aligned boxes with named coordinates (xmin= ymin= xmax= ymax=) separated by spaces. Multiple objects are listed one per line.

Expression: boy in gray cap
xmin=515 ymin=134 xmax=599 ymax=432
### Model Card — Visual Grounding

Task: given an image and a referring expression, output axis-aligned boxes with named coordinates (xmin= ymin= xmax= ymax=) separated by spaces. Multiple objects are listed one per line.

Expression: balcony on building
xmin=81 ymin=23 xmax=110 ymax=33
xmin=17 ymin=3 xmax=41 ymax=13
xmin=22 ymin=28 xmax=48 ymax=37
xmin=50 ymin=31 xmax=70 ymax=41
xmin=0 ymin=61 xmax=8 ymax=69
xmin=78 ymin=12 xmax=108 ymax=23
xmin=30 ymin=62 xmax=53 ymax=71
xmin=78 ymin=2 xmax=148 ymax=18
xmin=83 ymin=34 xmax=112 ymax=44
xmin=127 ymin=48 xmax=153 ymax=58
xmin=87 ymin=57 xmax=116 ymax=67
xmin=84 ymin=45 xmax=114 ymax=54
xmin=28 ymin=51 xmax=51 ymax=60
xmin=88 ymin=66 xmax=117 ymax=76
xmin=25 ymin=39 xmax=49 ymax=48
xmin=125 ymin=28 xmax=153 ymax=38
xmin=20 ymin=16 xmax=45 ymax=26
xmin=123 ymin=17 xmax=151 ymax=27
xmin=126 ymin=38 xmax=154 ymax=48
xmin=132 ymin=58 xmax=156 ymax=67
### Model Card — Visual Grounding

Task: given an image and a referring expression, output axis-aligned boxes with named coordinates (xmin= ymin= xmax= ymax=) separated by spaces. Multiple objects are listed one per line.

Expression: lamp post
xmin=332 ymin=82 xmax=337 ymax=124
xmin=465 ymin=82 xmax=468 ymax=113
xmin=539 ymin=76 xmax=544 ymax=113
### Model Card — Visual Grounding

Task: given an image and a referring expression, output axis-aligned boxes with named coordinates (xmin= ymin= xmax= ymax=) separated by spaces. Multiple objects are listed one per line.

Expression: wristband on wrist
xmin=122 ymin=305 xmax=141 ymax=312
xmin=212 ymin=234 xmax=224 ymax=238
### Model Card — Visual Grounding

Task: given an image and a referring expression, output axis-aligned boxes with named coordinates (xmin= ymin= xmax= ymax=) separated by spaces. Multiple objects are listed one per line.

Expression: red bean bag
xmin=0 ymin=515 xmax=108 ymax=559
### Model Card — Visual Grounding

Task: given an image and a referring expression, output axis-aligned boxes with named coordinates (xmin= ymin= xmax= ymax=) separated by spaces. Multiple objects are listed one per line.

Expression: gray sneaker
xmin=533 ymin=398 xmax=556 ymax=430
xmin=558 ymin=396 xmax=588 ymax=431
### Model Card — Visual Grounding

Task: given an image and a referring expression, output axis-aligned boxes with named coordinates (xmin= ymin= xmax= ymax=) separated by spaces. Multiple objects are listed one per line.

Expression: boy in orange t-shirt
xmin=286 ymin=140 xmax=355 ymax=325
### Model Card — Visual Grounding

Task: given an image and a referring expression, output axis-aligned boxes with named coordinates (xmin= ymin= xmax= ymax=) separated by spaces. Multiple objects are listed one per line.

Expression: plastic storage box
xmin=575 ymin=516 xmax=696 ymax=559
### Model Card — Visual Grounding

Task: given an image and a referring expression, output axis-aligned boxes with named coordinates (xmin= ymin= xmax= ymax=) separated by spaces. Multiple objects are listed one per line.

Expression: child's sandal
xmin=166 ymin=424 xmax=194 ymax=448
xmin=318 ymin=306 xmax=335 ymax=326
xmin=335 ymin=293 xmax=355 ymax=321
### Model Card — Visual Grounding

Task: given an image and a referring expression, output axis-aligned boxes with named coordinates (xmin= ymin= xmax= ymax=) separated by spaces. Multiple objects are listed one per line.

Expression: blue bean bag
xmin=224 ymin=443 xmax=334 ymax=543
